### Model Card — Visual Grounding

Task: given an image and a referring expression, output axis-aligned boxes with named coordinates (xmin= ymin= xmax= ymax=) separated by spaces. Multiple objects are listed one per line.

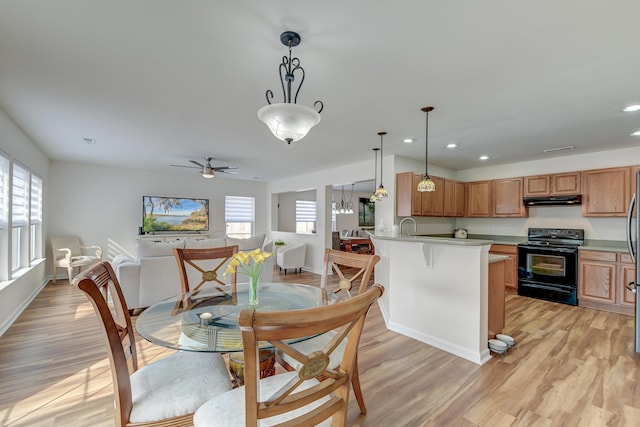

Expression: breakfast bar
xmin=371 ymin=234 xmax=494 ymax=365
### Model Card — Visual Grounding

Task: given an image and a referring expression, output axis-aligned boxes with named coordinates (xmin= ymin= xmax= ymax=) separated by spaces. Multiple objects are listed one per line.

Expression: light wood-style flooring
xmin=2 ymin=269 xmax=640 ymax=426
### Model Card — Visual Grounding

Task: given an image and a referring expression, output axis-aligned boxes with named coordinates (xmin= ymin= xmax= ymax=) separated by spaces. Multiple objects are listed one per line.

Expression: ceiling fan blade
xmin=212 ymin=166 xmax=238 ymax=171
xmin=189 ymin=160 xmax=204 ymax=167
xmin=170 ymin=164 xmax=201 ymax=169
xmin=219 ymin=170 xmax=239 ymax=175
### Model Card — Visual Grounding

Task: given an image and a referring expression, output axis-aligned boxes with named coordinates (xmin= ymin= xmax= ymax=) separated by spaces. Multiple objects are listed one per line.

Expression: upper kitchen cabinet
xmin=443 ymin=179 xmax=465 ymax=217
xmin=396 ymin=172 xmax=420 ymax=217
xmin=524 ymin=172 xmax=581 ymax=197
xmin=492 ymin=178 xmax=528 ymax=218
xmin=466 ymin=180 xmax=492 ymax=217
xmin=582 ymin=167 xmax=630 ymax=217
xmin=420 ymin=176 xmax=445 ymax=216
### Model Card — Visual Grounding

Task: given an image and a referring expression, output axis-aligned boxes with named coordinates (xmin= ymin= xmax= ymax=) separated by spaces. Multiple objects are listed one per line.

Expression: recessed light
xmin=82 ymin=137 xmax=96 ymax=144
xmin=631 ymin=131 xmax=640 ymax=136
xmin=446 ymin=143 xmax=458 ymax=149
xmin=623 ymin=104 xmax=640 ymax=112
xmin=403 ymin=138 xmax=415 ymax=144
xmin=479 ymin=155 xmax=489 ymax=160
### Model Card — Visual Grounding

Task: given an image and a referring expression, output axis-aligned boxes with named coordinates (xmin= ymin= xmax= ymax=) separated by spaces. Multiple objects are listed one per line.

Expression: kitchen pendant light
xmin=370 ymin=148 xmax=380 ymax=202
xmin=374 ymin=131 xmax=389 ymax=199
xmin=417 ymin=106 xmax=436 ymax=192
xmin=257 ymin=31 xmax=324 ymax=144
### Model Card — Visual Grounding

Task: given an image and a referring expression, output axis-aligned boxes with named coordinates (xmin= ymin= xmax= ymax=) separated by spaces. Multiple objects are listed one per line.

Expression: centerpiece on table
xmin=224 ymin=248 xmax=273 ymax=307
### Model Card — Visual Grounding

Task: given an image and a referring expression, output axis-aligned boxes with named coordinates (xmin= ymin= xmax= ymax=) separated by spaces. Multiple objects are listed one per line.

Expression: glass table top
xmin=135 ymin=282 xmax=338 ymax=353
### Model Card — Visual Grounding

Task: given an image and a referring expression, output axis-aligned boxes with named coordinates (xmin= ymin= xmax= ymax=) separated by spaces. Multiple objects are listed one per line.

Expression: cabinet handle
xmin=626 ymin=281 xmax=637 ymax=293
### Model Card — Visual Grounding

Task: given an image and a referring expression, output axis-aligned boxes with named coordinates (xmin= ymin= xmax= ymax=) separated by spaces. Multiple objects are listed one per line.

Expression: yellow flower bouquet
xmin=224 ymin=248 xmax=272 ymax=306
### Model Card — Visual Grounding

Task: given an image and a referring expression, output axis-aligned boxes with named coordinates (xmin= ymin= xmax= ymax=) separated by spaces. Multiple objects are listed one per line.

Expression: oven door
xmin=517 ymin=245 xmax=578 ymax=287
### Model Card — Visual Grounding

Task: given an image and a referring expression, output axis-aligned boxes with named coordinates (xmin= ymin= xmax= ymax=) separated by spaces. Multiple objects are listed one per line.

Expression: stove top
xmin=519 ymin=228 xmax=584 ymax=248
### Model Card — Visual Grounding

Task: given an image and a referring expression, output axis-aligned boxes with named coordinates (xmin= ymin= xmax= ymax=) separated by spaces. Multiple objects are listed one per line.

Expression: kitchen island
xmin=371 ymin=234 xmax=496 ymax=365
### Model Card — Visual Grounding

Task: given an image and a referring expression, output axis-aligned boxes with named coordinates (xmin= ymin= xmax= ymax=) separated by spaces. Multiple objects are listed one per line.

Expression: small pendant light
xmin=374 ymin=131 xmax=389 ymax=199
xmin=417 ymin=107 xmax=436 ymax=192
xmin=370 ymin=148 xmax=380 ymax=203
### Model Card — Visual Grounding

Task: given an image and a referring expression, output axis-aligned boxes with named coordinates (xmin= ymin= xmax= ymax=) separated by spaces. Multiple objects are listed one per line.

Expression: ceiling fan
xmin=170 ymin=156 xmax=239 ymax=178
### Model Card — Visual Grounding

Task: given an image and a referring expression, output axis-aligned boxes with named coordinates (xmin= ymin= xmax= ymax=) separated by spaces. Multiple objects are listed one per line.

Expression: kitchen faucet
xmin=399 ymin=217 xmax=417 ymax=236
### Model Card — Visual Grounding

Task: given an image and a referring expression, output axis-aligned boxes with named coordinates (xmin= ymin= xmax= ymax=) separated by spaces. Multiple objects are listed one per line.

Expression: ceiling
xmin=1 ymin=1 xmax=639 ymax=182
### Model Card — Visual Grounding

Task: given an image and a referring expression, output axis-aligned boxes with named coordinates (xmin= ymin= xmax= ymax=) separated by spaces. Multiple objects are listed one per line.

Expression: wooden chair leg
xmin=351 ymin=358 xmax=367 ymax=414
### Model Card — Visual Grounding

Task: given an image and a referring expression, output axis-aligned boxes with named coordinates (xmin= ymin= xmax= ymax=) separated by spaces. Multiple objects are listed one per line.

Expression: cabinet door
xmin=395 ymin=172 xmax=416 ymax=217
xmin=490 ymin=244 xmax=518 ymax=291
xmin=582 ymin=167 xmax=630 ymax=217
xmin=618 ymin=262 xmax=637 ymax=307
xmin=412 ymin=173 xmax=423 ymax=216
xmin=466 ymin=181 xmax=491 ymax=217
xmin=524 ymin=175 xmax=550 ymax=197
xmin=492 ymin=178 xmax=527 ymax=217
xmin=552 ymin=172 xmax=581 ymax=195
xmin=443 ymin=179 xmax=456 ymax=217
xmin=421 ymin=176 xmax=444 ymax=216
xmin=454 ymin=180 xmax=466 ymax=217
xmin=579 ymin=258 xmax=616 ymax=304
xmin=488 ymin=260 xmax=505 ymax=338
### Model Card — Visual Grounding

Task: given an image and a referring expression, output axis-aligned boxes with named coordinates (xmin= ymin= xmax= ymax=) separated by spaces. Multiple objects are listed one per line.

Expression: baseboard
xmin=0 ymin=277 xmax=49 ymax=336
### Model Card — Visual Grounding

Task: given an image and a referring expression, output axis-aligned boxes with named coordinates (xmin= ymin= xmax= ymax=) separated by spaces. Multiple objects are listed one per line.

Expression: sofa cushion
xmin=226 ymin=234 xmax=265 ymax=251
xmin=135 ymin=239 xmax=185 ymax=258
xmin=185 ymin=237 xmax=228 ymax=249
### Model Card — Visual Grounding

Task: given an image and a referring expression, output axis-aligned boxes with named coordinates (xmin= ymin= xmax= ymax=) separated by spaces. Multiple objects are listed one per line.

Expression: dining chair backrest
xmin=240 ymin=284 xmax=384 ymax=426
xmin=73 ymin=261 xmax=138 ymax=427
xmin=173 ymin=245 xmax=239 ymax=295
xmin=321 ymin=249 xmax=380 ymax=298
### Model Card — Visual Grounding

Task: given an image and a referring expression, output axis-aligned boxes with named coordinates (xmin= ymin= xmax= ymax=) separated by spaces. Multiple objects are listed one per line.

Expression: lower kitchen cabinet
xmin=578 ymin=250 xmax=635 ymax=316
xmin=489 ymin=244 xmax=518 ymax=291
xmin=488 ymin=258 xmax=506 ymax=339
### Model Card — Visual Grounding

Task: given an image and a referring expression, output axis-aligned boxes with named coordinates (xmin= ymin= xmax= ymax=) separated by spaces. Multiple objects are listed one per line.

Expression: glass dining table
xmin=135 ymin=282 xmax=339 ymax=384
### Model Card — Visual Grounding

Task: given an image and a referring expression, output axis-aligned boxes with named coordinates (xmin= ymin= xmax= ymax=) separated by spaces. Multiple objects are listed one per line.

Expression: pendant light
xmin=257 ymin=31 xmax=324 ymax=144
xmin=374 ymin=131 xmax=389 ymax=199
xmin=370 ymin=148 xmax=380 ymax=202
xmin=417 ymin=107 xmax=436 ymax=192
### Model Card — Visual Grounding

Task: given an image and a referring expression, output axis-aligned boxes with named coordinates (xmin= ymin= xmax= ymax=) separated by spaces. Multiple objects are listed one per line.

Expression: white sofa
xmin=112 ymin=234 xmax=273 ymax=310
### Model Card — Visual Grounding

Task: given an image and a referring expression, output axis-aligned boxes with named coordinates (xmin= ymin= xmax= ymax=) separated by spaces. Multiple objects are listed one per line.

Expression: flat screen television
xmin=142 ymin=196 xmax=209 ymax=233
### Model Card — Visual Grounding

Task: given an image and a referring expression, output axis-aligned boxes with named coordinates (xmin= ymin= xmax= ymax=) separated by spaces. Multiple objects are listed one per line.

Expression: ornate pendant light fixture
xmin=417 ymin=106 xmax=436 ymax=192
xmin=374 ymin=131 xmax=389 ymax=199
xmin=257 ymin=31 xmax=324 ymax=144
xmin=334 ymin=184 xmax=354 ymax=215
xmin=370 ymin=148 xmax=380 ymax=203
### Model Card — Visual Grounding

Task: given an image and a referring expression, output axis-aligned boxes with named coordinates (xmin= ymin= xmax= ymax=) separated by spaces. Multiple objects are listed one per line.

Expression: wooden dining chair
xmin=276 ymin=249 xmax=381 ymax=415
xmin=173 ymin=245 xmax=238 ymax=295
xmin=193 ymin=284 xmax=384 ymax=427
xmin=73 ymin=261 xmax=232 ymax=427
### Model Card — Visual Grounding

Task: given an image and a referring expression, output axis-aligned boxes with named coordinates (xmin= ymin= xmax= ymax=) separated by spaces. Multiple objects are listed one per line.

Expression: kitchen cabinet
xmin=582 ymin=167 xmax=630 ymax=217
xmin=466 ymin=180 xmax=491 ymax=217
xmin=525 ymin=172 xmax=582 ymax=197
xmin=492 ymin=178 xmax=528 ymax=217
xmin=618 ymin=253 xmax=637 ymax=309
xmin=488 ymin=258 xmax=505 ymax=339
xmin=443 ymin=179 xmax=465 ymax=217
xmin=578 ymin=250 xmax=634 ymax=315
xmin=420 ymin=176 xmax=445 ymax=216
xmin=395 ymin=172 xmax=455 ymax=217
xmin=489 ymin=244 xmax=518 ymax=291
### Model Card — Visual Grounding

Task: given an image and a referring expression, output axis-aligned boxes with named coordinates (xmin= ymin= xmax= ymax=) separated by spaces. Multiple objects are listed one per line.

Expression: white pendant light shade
xmin=257 ymin=103 xmax=321 ymax=144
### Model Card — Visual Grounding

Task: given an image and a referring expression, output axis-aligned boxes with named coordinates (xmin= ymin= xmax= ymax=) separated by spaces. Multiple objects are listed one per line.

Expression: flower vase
xmin=249 ymin=275 xmax=259 ymax=308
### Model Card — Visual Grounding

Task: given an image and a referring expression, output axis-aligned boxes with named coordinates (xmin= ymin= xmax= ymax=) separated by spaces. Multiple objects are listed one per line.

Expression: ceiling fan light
xmin=417 ymin=176 xmax=436 ymax=192
xmin=202 ymin=172 xmax=214 ymax=179
xmin=257 ymin=103 xmax=321 ymax=144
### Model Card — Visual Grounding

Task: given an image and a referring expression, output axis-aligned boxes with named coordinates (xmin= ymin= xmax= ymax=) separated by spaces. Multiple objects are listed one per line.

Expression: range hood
xmin=523 ymin=194 xmax=582 ymax=206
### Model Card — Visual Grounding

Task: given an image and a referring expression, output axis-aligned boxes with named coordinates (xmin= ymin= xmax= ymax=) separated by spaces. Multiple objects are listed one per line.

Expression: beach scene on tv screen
xmin=143 ymin=196 xmax=209 ymax=232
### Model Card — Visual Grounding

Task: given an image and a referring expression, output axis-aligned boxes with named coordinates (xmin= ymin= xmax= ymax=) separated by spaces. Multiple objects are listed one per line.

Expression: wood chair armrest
xmin=80 ymin=244 xmax=103 ymax=258
xmin=56 ymin=247 xmax=73 ymax=260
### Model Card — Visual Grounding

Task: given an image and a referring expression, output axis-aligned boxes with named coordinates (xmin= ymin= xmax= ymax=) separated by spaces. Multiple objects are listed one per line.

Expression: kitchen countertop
xmin=489 ymin=254 xmax=509 ymax=263
xmin=580 ymin=240 xmax=629 ymax=253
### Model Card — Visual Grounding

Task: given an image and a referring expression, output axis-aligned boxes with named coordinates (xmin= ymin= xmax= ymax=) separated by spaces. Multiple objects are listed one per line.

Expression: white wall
xmin=0 ymin=108 xmax=50 ymax=334
xmin=334 ymin=190 xmax=375 ymax=234
xmin=48 ymin=160 xmax=268 ymax=262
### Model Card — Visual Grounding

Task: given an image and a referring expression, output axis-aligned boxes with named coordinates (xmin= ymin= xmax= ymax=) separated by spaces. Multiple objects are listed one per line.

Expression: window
xmin=296 ymin=200 xmax=316 ymax=234
xmin=12 ymin=163 xmax=29 ymax=272
xmin=225 ymin=196 xmax=255 ymax=238
xmin=30 ymin=175 xmax=43 ymax=262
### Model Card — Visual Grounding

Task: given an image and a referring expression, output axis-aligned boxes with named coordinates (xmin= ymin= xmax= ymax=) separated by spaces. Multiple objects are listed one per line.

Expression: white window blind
xmin=12 ymin=163 xmax=29 ymax=226
xmin=0 ymin=153 xmax=9 ymax=228
xmin=225 ymin=196 xmax=255 ymax=222
xmin=30 ymin=175 xmax=42 ymax=223
xmin=296 ymin=200 xmax=317 ymax=222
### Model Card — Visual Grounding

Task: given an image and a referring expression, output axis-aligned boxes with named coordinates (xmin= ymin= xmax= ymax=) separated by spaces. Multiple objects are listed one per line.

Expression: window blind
xmin=225 ymin=196 xmax=255 ymax=222
xmin=12 ymin=163 xmax=29 ymax=226
xmin=0 ymin=153 xmax=9 ymax=228
xmin=30 ymin=175 xmax=42 ymax=223
xmin=296 ymin=200 xmax=317 ymax=222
